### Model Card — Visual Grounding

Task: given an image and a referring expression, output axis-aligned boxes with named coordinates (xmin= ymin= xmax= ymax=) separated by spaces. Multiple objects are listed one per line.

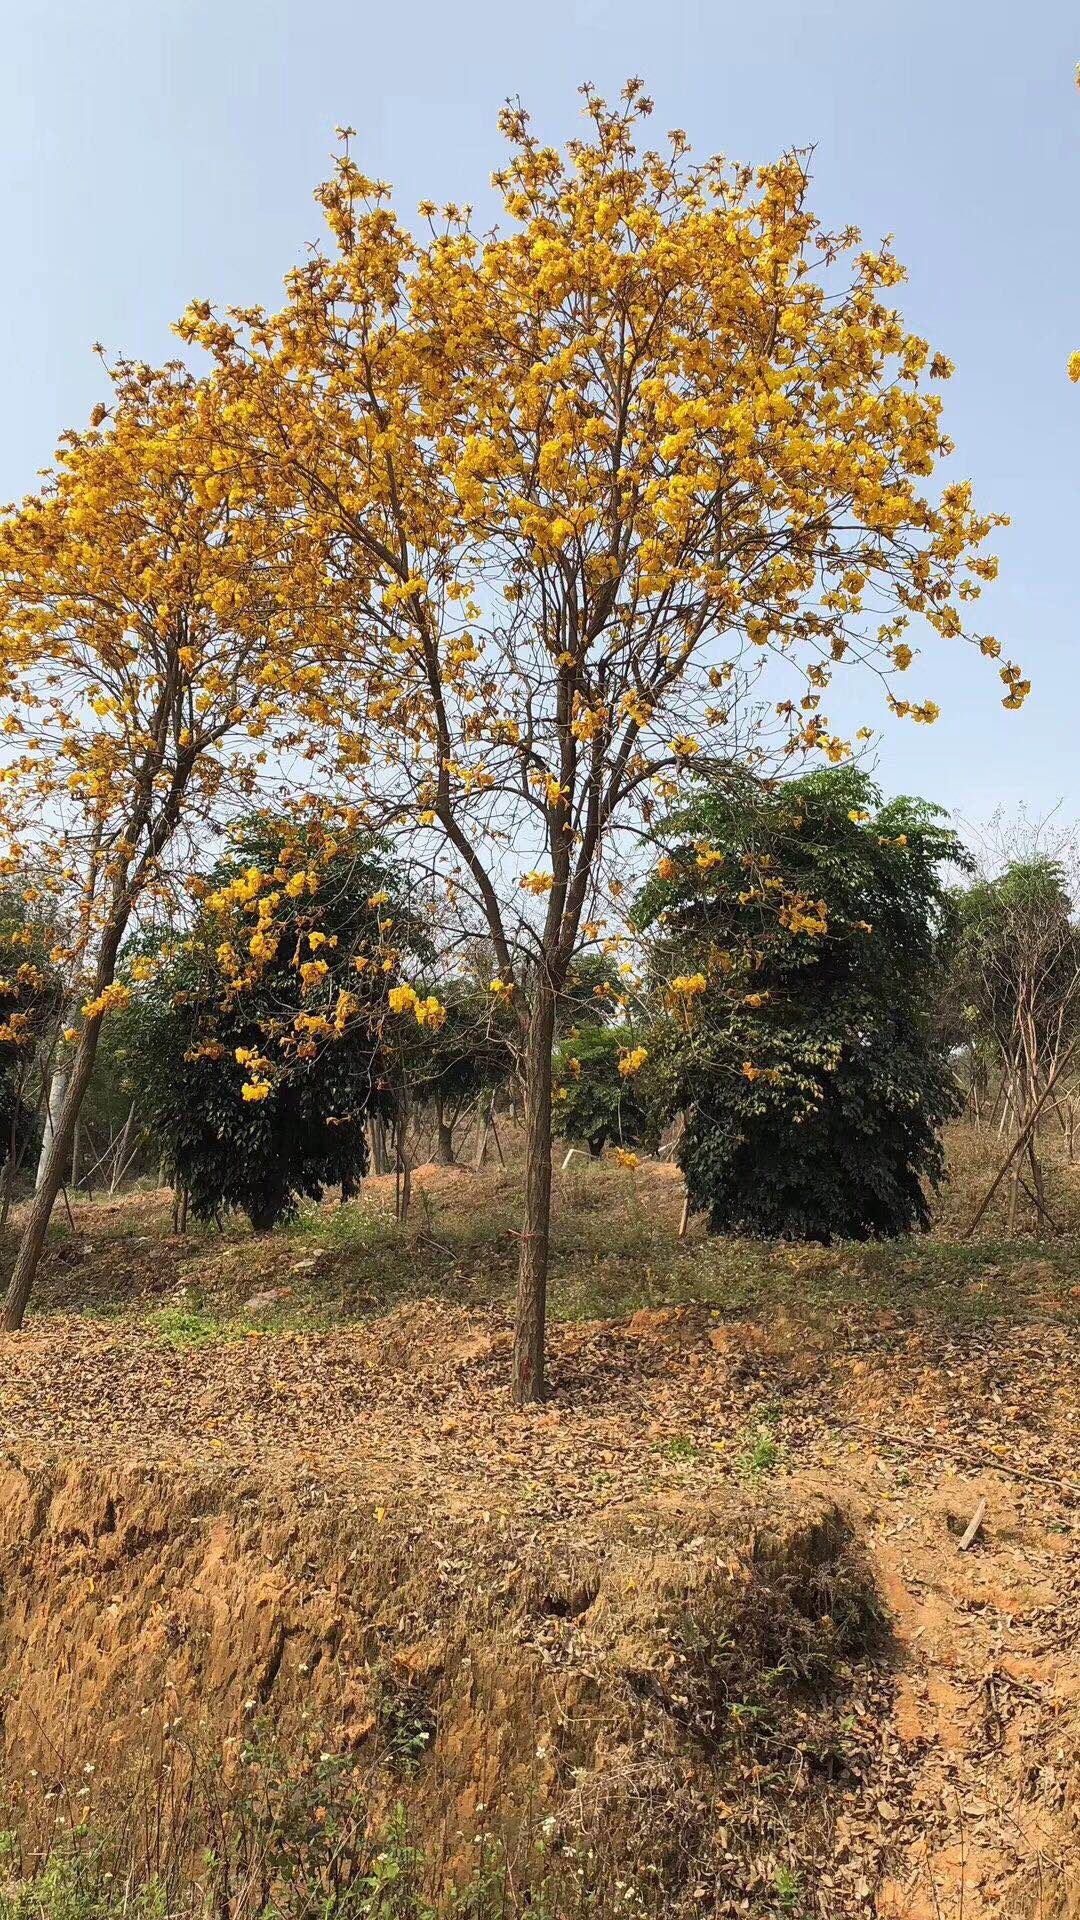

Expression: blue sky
xmin=3 ymin=0 xmax=1076 ymax=832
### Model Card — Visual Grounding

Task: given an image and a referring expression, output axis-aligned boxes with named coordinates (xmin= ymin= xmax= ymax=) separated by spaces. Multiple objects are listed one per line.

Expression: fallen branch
xmin=836 ymin=1420 xmax=1080 ymax=1500
xmin=965 ymin=1043 xmax=1076 ymax=1237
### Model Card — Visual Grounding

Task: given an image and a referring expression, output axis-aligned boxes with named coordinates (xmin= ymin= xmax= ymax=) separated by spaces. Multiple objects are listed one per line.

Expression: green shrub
xmin=553 ymin=1023 xmax=657 ymax=1159
xmin=117 ymin=822 xmax=429 ymax=1232
xmin=639 ymin=768 xmax=963 ymax=1242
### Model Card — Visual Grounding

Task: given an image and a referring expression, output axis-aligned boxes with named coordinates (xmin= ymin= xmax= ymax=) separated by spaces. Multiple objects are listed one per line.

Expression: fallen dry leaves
xmin=1 ymin=1179 xmax=1079 ymax=1916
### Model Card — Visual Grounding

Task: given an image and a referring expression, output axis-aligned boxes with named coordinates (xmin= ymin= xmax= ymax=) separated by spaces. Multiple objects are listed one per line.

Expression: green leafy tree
xmin=557 ymin=954 xmax=626 ymax=1035
xmin=553 ymin=1024 xmax=656 ymax=1160
xmin=638 ymin=769 xmax=963 ymax=1242
xmin=399 ymin=975 xmax=515 ymax=1163
xmin=121 ymin=824 xmax=429 ymax=1231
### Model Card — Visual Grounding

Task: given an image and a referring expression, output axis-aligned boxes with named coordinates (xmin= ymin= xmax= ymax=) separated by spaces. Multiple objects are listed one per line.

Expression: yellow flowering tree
xmin=0 ymin=357 xmax=319 ymax=1329
xmin=180 ymin=84 xmax=1022 ymax=1400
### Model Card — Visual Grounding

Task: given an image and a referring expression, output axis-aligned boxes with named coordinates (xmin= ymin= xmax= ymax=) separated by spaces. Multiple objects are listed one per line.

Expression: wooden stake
xmin=957 ymin=1497 xmax=987 ymax=1552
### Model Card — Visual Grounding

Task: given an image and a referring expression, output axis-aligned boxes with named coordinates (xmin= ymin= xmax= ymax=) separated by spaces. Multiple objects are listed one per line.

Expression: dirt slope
xmin=1 ymin=1292 xmax=1078 ymax=1915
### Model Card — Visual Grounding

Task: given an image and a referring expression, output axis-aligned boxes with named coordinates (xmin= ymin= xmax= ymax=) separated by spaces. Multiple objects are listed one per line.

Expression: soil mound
xmin=1 ymin=1450 xmax=888 ymax=1914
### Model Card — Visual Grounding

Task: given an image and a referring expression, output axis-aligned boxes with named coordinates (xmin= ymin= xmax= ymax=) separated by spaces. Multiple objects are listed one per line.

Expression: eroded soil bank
xmin=0 ymin=1422 xmax=1077 ymax=1917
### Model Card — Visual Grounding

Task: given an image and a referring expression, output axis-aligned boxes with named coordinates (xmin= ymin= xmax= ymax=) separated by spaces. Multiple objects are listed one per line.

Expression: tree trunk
xmin=2 ymin=1021 xmax=103 ymax=1330
xmin=1027 ymin=1136 xmax=1049 ymax=1229
xmin=36 ymin=1069 xmax=68 ymax=1191
xmin=473 ymin=1094 xmax=494 ymax=1169
xmin=512 ymin=974 xmax=557 ymax=1405
xmin=435 ymin=1092 xmax=455 ymax=1166
xmin=393 ymin=1096 xmax=412 ymax=1224
xmin=109 ymin=1102 xmax=136 ymax=1195
xmin=2 ymin=894 xmax=134 ymax=1330
xmin=368 ymin=1115 xmax=390 ymax=1176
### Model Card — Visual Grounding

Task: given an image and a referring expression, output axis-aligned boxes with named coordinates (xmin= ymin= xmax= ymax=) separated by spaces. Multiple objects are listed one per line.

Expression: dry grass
xmin=5 ymin=1123 xmax=1078 ymax=1343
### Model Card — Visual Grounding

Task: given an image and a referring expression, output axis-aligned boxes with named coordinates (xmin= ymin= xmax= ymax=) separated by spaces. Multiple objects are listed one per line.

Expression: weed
xmin=771 ymin=1864 xmax=803 ymax=1913
xmin=738 ymin=1426 xmax=784 ymax=1478
xmin=149 ymin=1299 xmax=227 ymax=1349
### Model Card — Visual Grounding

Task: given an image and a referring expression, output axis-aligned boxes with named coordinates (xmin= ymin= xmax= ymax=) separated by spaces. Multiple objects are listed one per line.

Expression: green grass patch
xmin=149 ymin=1300 xmax=233 ymax=1348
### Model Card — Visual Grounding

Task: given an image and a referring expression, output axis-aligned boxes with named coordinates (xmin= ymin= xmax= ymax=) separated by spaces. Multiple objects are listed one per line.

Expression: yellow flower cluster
xmin=388 ymin=983 xmax=445 ymax=1028
xmin=669 ymin=973 xmax=707 ymax=999
xmin=780 ymin=898 xmax=829 ymax=937
xmin=82 ymin=981 xmax=131 ymax=1021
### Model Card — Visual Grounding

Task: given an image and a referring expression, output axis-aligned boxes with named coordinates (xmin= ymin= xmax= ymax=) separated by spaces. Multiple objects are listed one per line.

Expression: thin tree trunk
xmin=0 ymin=1160 xmax=15 ymax=1231
xmin=965 ymin=1044 xmax=1075 ymax=1239
xmin=394 ymin=1097 xmax=412 ymax=1224
xmin=512 ymin=975 xmax=556 ymax=1406
xmin=1027 ymin=1137 xmax=1051 ymax=1230
xmin=368 ymin=1115 xmax=390 ymax=1176
xmin=474 ymin=1093 xmax=494 ymax=1169
xmin=1006 ymin=1165 xmax=1019 ymax=1236
xmin=36 ymin=1069 xmax=68 ymax=1191
xmin=171 ymin=1184 xmax=190 ymax=1235
xmin=435 ymin=1092 xmax=455 ymax=1166
xmin=109 ymin=1103 xmax=136 ymax=1195
xmin=2 ymin=1021 xmax=103 ymax=1329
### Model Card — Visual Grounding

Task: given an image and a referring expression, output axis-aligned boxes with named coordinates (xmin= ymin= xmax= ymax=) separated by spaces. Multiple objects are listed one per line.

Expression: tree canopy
xmin=553 ymin=1022 xmax=656 ymax=1160
xmin=0 ymin=84 xmax=1027 ymax=1375
xmin=118 ymin=823 xmax=429 ymax=1231
xmin=639 ymin=767 xmax=963 ymax=1241
xmin=0 ymin=358 xmax=328 ymax=1325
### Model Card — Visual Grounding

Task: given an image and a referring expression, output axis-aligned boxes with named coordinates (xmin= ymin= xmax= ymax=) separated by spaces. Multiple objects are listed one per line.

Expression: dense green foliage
xmin=399 ymin=975 xmax=515 ymax=1160
xmin=946 ymin=856 xmax=1080 ymax=1069
xmin=553 ymin=1024 xmax=656 ymax=1159
xmin=119 ymin=826 xmax=426 ymax=1231
xmin=638 ymin=769 xmax=963 ymax=1242
xmin=558 ymin=953 xmax=626 ymax=1032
